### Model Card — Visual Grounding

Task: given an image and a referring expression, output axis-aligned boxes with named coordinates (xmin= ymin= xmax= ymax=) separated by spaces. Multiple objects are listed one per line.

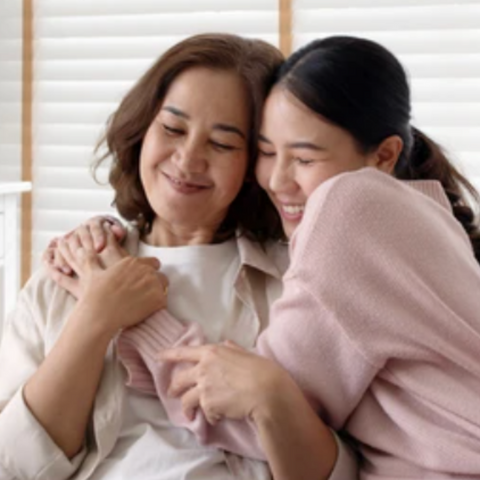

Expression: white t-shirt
xmin=90 ymin=240 xmax=241 ymax=480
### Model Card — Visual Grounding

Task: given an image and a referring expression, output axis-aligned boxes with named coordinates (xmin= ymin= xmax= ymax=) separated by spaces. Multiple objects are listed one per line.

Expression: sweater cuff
xmin=328 ymin=430 xmax=358 ymax=480
xmin=117 ymin=310 xmax=188 ymax=392
xmin=0 ymin=388 xmax=86 ymax=480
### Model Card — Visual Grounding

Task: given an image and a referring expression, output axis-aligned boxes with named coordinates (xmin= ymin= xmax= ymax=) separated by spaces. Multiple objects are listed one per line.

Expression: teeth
xmin=283 ymin=205 xmax=305 ymax=215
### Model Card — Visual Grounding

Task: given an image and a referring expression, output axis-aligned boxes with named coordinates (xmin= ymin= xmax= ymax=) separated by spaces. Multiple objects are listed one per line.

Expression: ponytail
xmin=394 ymin=127 xmax=480 ymax=264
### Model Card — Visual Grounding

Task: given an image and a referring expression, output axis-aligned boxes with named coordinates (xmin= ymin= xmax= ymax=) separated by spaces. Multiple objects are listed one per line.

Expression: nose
xmin=173 ymin=137 xmax=207 ymax=174
xmin=269 ymin=157 xmax=296 ymax=195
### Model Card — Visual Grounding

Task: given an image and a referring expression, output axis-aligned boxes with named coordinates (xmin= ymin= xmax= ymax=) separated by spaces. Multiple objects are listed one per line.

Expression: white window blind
xmin=31 ymin=0 xmax=480 ymax=270
xmin=0 ymin=0 xmax=22 ymax=183
xmin=293 ymin=0 xmax=480 ymax=194
xmin=32 ymin=0 xmax=279 ymax=268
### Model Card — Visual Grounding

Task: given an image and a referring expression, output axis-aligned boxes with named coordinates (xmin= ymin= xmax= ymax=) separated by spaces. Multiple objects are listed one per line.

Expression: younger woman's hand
xmin=45 ymin=220 xmax=128 ymax=299
xmin=158 ymin=341 xmax=295 ymax=426
xmin=43 ymin=216 xmax=126 ymax=279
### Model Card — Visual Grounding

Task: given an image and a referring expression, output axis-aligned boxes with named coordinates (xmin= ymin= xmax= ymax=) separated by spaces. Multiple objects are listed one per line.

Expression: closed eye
xmin=163 ymin=124 xmax=184 ymax=135
xmin=258 ymin=149 xmax=276 ymax=157
xmin=211 ymin=140 xmax=238 ymax=151
xmin=294 ymin=157 xmax=314 ymax=165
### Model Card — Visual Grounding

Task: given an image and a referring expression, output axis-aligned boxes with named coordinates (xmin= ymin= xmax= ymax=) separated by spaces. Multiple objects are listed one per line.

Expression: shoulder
xmin=306 ymin=168 xmax=411 ymax=220
xmin=12 ymin=266 xmax=76 ymax=337
xmin=295 ymin=168 xmax=444 ymax=247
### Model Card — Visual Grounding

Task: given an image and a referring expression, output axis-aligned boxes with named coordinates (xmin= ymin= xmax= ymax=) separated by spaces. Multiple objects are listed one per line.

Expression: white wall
xmin=0 ymin=0 xmax=22 ymax=333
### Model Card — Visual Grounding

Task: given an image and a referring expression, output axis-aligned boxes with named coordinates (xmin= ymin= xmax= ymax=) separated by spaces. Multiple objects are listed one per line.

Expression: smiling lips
xmin=163 ymin=172 xmax=211 ymax=194
xmin=279 ymin=203 xmax=305 ymax=221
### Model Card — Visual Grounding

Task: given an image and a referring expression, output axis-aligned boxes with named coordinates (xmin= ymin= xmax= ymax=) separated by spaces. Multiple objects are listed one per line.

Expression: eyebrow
xmin=259 ymin=134 xmax=326 ymax=151
xmin=162 ymin=105 xmax=189 ymax=119
xmin=212 ymin=123 xmax=246 ymax=140
xmin=162 ymin=105 xmax=246 ymax=140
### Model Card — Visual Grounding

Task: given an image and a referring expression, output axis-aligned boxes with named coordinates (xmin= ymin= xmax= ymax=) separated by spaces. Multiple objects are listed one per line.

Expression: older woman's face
xmin=140 ymin=67 xmax=250 ymax=234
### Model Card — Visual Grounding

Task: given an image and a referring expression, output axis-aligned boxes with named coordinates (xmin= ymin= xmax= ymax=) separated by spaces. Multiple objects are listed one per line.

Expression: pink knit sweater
xmin=117 ymin=168 xmax=480 ymax=479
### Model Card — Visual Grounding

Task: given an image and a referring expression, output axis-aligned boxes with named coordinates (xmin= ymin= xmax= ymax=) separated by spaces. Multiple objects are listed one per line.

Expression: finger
xmin=66 ymin=233 xmax=88 ymax=271
xmin=51 ymin=248 xmax=73 ymax=275
xmin=89 ymin=219 xmax=107 ymax=251
xmin=100 ymin=215 xmax=126 ymax=242
xmin=111 ymin=223 xmax=126 ymax=241
xmin=75 ymin=224 xmax=95 ymax=252
xmin=181 ymin=386 xmax=201 ymax=421
xmin=67 ymin=231 xmax=82 ymax=252
xmin=101 ymin=226 xmax=127 ymax=267
xmin=48 ymin=268 xmax=82 ymax=299
xmin=223 ymin=340 xmax=243 ymax=351
xmin=47 ymin=236 xmax=59 ymax=250
xmin=54 ymin=241 xmax=74 ymax=274
xmin=157 ymin=346 xmax=203 ymax=364
xmin=205 ymin=408 xmax=223 ymax=426
xmin=137 ymin=256 xmax=161 ymax=271
xmin=59 ymin=236 xmax=101 ymax=274
xmin=42 ymin=246 xmax=54 ymax=266
xmin=169 ymin=365 xmax=198 ymax=397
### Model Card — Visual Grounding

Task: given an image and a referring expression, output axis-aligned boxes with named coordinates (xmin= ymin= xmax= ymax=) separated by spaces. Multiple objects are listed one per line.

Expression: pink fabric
xmin=117 ymin=168 xmax=480 ymax=478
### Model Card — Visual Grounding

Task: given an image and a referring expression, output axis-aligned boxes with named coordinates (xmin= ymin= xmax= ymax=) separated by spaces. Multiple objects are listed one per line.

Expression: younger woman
xmin=118 ymin=36 xmax=480 ymax=479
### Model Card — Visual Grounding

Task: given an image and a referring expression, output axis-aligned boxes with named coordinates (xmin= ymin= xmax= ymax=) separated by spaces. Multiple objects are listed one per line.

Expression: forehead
xmin=261 ymin=87 xmax=345 ymax=145
xmin=162 ymin=67 xmax=249 ymax=125
xmin=263 ymin=88 xmax=320 ymax=129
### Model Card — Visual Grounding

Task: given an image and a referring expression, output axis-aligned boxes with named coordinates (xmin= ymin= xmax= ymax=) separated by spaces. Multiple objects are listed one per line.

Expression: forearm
xmin=23 ymin=304 xmax=113 ymax=458
xmin=253 ymin=374 xmax=338 ymax=480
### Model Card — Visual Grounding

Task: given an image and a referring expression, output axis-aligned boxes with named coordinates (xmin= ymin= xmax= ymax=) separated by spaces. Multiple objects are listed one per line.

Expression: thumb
xmin=223 ymin=340 xmax=243 ymax=351
xmin=103 ymin=216 xmax=127 ymax=242
xmin=138 ymin=256 xmax=161 ymax=270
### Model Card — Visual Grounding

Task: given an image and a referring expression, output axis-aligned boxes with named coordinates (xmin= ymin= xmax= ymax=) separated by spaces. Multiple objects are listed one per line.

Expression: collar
xmin=124 ymin=227 xmax=286 ymax=281
xmin=235 ymin=235 xmax=285 ymax=280
xmin=403 ymin=179 xmax=452 ymax=212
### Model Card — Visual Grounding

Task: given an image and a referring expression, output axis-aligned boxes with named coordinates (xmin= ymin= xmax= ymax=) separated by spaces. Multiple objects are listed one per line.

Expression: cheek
xmin=215 ymin=153 xmax=248 ymax=197
xmin=141 ymin=128 xmax=171 ymax=168
xmin=300 ymin=167 xmax=337 ymax=199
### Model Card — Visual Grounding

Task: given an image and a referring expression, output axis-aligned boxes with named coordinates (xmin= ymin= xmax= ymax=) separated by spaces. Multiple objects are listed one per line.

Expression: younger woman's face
xmin=256 ymin=87 xmax=376 ymax=239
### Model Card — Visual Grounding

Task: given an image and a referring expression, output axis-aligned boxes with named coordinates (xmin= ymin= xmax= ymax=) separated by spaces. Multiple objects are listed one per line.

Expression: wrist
xmin=68 ymin=301 xmax=118 ymax=345
xmin=250 ymin=369 xmax=300 ymax=426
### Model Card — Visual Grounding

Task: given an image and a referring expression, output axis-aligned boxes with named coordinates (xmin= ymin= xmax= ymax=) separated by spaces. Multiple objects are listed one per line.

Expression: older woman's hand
xmin=159 ymin=341 xmax=297 ymax=426
xmin=68 ymin=241 xmax=169 ymax=335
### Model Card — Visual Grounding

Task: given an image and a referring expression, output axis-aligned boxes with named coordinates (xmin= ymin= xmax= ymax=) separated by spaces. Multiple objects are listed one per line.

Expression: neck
xmin=144 ymin=217 xmax=220 ymax=247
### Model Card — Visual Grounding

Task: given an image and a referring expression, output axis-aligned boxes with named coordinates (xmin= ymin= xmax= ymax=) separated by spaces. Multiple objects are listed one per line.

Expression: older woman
xmin=0 ymin=34 xmax=355 ymax=480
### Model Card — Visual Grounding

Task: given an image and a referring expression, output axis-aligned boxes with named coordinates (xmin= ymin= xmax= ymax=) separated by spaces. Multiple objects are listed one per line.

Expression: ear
xmin=367 ymin=135 xmax=403 ymax=174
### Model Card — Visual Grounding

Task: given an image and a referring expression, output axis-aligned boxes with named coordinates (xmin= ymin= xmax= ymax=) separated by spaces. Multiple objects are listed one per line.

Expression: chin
xmin=283 ymin=224 xmax=297 ymax=240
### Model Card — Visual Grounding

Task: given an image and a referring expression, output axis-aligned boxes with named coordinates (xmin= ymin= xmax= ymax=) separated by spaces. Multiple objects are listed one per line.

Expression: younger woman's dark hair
xmin=277 ymin=35 xmax=480 ymax=262
xmin=94 ymin=33 xmax=284 ymax=242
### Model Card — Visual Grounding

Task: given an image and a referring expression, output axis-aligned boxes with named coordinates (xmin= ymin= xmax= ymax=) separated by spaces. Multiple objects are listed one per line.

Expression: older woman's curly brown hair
xmin=93 ymin=33 xmax=284 ymax=243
